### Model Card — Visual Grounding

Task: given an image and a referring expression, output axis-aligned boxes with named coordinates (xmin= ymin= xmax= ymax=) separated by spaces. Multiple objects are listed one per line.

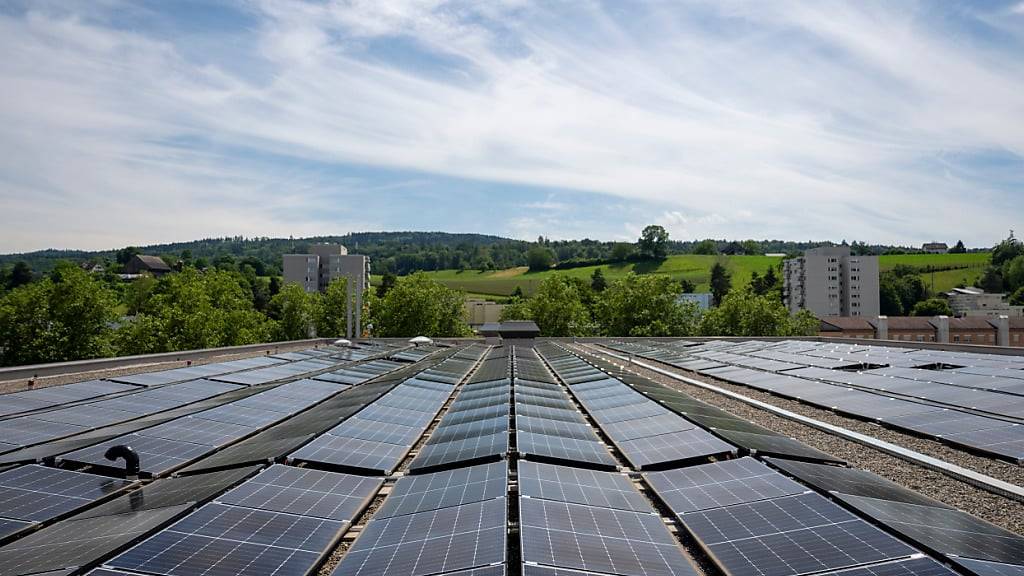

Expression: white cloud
xmin=0 ymin=1 xmax=1022 ymax=252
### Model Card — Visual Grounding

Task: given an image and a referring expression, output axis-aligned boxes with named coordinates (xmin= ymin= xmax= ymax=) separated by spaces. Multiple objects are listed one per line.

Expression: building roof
xmin=946 ymin=317 xmax=1000 ymax=330
xmin=869 ymin=316 xmax=935 ymax=330
xmin=946 ymin=287 xmax=984 ymax=296
xmin=132 ymin=254 xmax=171 ymax=271
xmin=819 ymin=316 xmax=874 ymax=331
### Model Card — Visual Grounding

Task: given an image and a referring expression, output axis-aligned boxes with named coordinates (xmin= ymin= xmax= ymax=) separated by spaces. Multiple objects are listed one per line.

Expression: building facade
xmin=283 ymin=243 xmax=370 ymax=337
xmin=818 ymin=315 xmax=1023 ymax=347
xmin=784 ymin=246 xmax=879 ymax=317
xmin=922 ymin=242 xmax=949 ymax=254
xmin=944 ymin=287 xmax=1024 ymax=318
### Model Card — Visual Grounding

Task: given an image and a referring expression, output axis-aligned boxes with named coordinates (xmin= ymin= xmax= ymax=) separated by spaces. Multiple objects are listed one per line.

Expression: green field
xmin=382 ymin=252 xmax=992 ymax=299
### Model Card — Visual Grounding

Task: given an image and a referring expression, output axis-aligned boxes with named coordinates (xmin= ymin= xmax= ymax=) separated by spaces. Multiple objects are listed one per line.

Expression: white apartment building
xmin=783 ymin=246 xmax=879 ymax=317
xmin=283 ymin=243 xmax=371 ymax=337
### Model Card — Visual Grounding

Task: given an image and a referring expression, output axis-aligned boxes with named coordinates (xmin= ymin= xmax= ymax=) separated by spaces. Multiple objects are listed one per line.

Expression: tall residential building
xmin=283 ymin=243 xmax=370 ymax=337
xmin=783 ymin=246 xmax=879 ymax=317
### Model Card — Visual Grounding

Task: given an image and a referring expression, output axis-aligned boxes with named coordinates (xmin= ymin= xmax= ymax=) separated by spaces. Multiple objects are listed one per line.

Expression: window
xmin=954 ymin=335 xmax=960 ymax=342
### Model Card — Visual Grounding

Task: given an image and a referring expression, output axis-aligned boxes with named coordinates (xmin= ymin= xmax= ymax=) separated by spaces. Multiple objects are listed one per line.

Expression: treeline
xmin=499 ymin=264 xmax=815 ymax=338
xmin=1 ymin=230 xmax=951 ymax=278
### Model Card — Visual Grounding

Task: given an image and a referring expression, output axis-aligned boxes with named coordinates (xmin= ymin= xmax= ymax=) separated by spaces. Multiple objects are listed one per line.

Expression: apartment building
xmin=283 ymin=243 xmax=370 ymax=337
xmin=784 ymin=246 xmax=879 ymax=317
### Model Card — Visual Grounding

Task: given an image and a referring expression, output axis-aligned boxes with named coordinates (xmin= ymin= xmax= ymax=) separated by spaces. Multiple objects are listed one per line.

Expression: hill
xmin=415 ymin=253 xmax=991 ymax=297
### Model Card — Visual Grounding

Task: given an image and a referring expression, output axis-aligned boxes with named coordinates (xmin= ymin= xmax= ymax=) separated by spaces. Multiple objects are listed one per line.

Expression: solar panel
xmin=62 ymin=434 xmax=214 ymax=476
xmin=0 ymin=417 xmax=88 ymax=447
xmin=328 ymin=417 xmax=422 ymax=445
xmin=427 ymin=416 xmax=508 ymax=444
xmin=645 ymin=457 xmax=807 ymax=514
xmin=409 ymin=432 xmax=509 ymax=471
xmin=194 ymin=404 xmax=288 ymax=427
xmin=333 ymin=497 xmax=506 ymax=576
xmin=0 ymin=465 xmax=131 ymax=522
xmin=516 ymin=431 xmax=617 ymax=468
xmin=377 ymin=460 xmax=507 ymax=518
xmin=833 ymin=494 xmax=1024 ymax=565
xmin=0 ymin=518 xmax=33 ymax=540
xmin=519 ymin=496 xmax=697 ymax=576
xmin=681 ymin=492 xmax=916 ymax=576
xmin=217 ymin=464 xmax=382 ymax=521
xmin=0 ymin=504 xmax=191 ymax=576
xmin=951 ymin=558 xmax=1024 ymax=576
xmin=518 ymin=460 xmax=649 ymax=512
xmin=289 ymin=435 xmax=409 ymax=474
xmin=107 ymin=502 xmax=344 ymax=576
xmin=815 ymin=557 xmax=965 ymax=576
xmin=135 ymin=417 xmax=256 ymax=447
xmin=616 ymin=429 xmax=735 ymax=469
xmin=515 ymin=415 xmax=600 ymax=440
xmin=600 ymin=413 xmax=694 ymax=441
xmin=766 ymin=458 xmax=953 ymax=508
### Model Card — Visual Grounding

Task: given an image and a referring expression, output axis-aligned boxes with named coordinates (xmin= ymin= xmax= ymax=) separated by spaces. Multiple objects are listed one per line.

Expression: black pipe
xmin=104 ymin=444 xmax=140 ymax=479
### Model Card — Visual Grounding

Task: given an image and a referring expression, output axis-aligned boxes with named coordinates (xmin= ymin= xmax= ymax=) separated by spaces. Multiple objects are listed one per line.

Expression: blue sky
xmin=1 ymin=0 xmax=1022 ymax=253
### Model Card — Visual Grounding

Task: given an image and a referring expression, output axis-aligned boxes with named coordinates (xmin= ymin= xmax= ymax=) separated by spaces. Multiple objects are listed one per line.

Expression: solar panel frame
xmin=645 ymin=457 xmax=808 ymax=514
xmin=377 ymin=460 xmax=508 ymax=519
xmin=518 ymin=460 xmax=650 ymax=512
xmin=216 ymin=464 xmax=382 ymax=522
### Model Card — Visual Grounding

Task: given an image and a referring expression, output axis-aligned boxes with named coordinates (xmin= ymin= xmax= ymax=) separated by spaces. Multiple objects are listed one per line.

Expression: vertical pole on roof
xmin=346 ymin=275 xmax=354 ymax=339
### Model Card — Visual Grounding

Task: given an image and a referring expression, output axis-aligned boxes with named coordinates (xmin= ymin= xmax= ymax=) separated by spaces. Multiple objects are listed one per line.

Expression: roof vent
xmin=104 ymin=444 xmax=140 ymax=480
xmin=409 ymin=336 xmax=433 ymax=345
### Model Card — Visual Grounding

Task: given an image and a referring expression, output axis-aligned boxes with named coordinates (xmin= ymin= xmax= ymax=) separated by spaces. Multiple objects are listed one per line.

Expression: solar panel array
xmin=601 ymin=339 xmax=1024 ymax=462
xmin=409 ymin=349 xmax=511 ymax=471
xmin=513 ymin=348 xmax=617 ymax=468
xmin=537 ymin=344 xmax=736 ymax=469
xmin=1 ymin=340 xmax=1022 ymax=576
xmin=60 ymin=377 xmax=348 ymax=476
xmin=770 ymin=458 xmax=1024 ymax=571
xmin=334 ymin=461 xmax=507 ymax=576
xmin=101 ymin=465 xmax=381 ymax=576
xmin=290 ymin=346 xmax=488 ymax=474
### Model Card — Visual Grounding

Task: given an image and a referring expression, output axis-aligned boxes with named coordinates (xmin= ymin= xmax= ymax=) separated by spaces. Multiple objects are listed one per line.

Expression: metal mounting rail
xmin=585 ymin=345 xmax=1024 ymax=504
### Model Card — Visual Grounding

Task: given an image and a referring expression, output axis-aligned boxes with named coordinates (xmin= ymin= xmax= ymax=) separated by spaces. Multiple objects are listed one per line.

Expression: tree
xmin=0 ymin=262 xmax=117 ymax=366
xmin=709 ymin=262 xmax=732 ymax=306
xmin=526 ymin=275 xmax=593 ymax=336
xmin=879 ymin=277 xmax=904 ymax=316
xmin=8 ymin=261 xmax=32 ymax=289
xmin=637 ymin=225 xmax=669 ymax=259
xmin=499 ymin=297 xmax=532 ymax=321
xmin=1003 ymin=255 xmax=1024 ymax=292
xmin=992 ymin=232 xmax=1023 ymax=266
xmin=315 ymin=278 xmax=349 ymax=338
xmin=510 ymin=285 xmax=525 ymax=299
xmin=590 ymin=268 xmax=607 ymax=292
xmin=699 ymin=287 xmax=817 ymax=337
xmin=679 ymin=278 xmax=697 ymax=293
xmin=910 ymin=298 xmax=953 ymax=317
xmin=527 ymin=246 xmax=555 ymax=272
xmin=270 ymin=284 xmax=318 ymax=340
xmin=692 ymin=239 xmax=718 ymax=255
xmin=269 ymin=276 xmax=282 ymax=297
xmin=611 ymin=243 xmax=634 ymax=261
xmin=949 ymin=240 xmax=967 ymax=254
xmin=370 ymin=273 xmax=471 ymax=337
xmin=595 ymin=273 xmax=700 ymax=336
xmin=976 ymin=266 xmax=1004 ymax=293
xmin=115 ymin=246 xmax=140 ymax=266
xmin=1010 ymin=287 xmax=1024 ymax=306
xmin=376 ymin=272 xmax=397 ymax=298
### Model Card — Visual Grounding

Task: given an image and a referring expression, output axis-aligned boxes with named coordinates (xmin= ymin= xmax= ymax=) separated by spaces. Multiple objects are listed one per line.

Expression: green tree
xmin=679 ymin=278 xmax=697 ymax=293
xmin=8 ymin=261 xmax=33 ymax=289
xmin=637 ymin=225 xmax=669 ymax=259
xmin=879 ymin=278 xmax=904 ymax=316
xmin=595 ymin=273 xmax=700 ymax=336
xmin=270 ymin=283 xmax=318 ymax=340
xmin=0 ymin=263 xmax=117 ymax=366
xmin=124 ymin=276 xmax=157 ymax=316
xmin=949 ymin=240 xmax=966 ymax=254
xmin=709 ymin=261 xmax=732 ymax=305
xmin=1009 ymin=287 xmax=1024 ymax=306
xmin=527 ymin=246 xmax=555 ymax=272
xmin=527 ymin=275 xmax=593 ymax=336
xmin=692 ymin=239 xmax=718 ymax=255
xmin=976 ymin=266 xmax=1004 ymax=293
xmin=1002 ymin=255 xmax=1024 ymax=292
xmin=115 ymin=246 xmax=140 ymax=266
xmin=699 ymin=287 xmax=817 ymax=337
xmin=510 ymin=285 xmax=525 ymax=299
xmin=499 ymin=297 xmax=533 ymax=321
xmin=992 ymin=232 xmax=1023 ymax=266
xmin=910 ymin=298 xmax=953 ymax=317
xmin=610 ymin=243 xmax=634 ymax=261
xmin=376 ymin=272 xmax=397 ymax=298
xmin=370 ymin=273 xmax=471 ymax=337
xmin=590 ymin=268 xmax=608 ymax=292
xmin=315 ymin=278 xmax=351 ymax=338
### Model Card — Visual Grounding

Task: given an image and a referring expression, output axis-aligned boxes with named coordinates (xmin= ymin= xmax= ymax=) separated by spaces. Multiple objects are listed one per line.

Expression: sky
xmin=1 ymin=0 xmax=1023 ymax=253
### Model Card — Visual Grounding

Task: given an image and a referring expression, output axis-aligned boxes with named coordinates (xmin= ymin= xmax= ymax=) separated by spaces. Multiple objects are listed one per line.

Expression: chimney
xmin=996 ymin=315 xmax=1009 ymax=347
xmin=875 ymin=316 xmax=888 ymax=340
xmin=935 ymin=315 xmax=949 ymax=343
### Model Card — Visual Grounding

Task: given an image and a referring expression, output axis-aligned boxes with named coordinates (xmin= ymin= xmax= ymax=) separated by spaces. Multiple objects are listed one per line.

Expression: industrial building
xmin=784 ymin=246 xmax=880 ymax=317
xmin=944 ymin=287 xmax=1024 ymax=318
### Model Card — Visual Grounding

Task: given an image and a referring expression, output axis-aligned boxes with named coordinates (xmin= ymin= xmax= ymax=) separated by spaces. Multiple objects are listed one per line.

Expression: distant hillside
xmin=0 ymin=231 xmax=975 ymax=277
